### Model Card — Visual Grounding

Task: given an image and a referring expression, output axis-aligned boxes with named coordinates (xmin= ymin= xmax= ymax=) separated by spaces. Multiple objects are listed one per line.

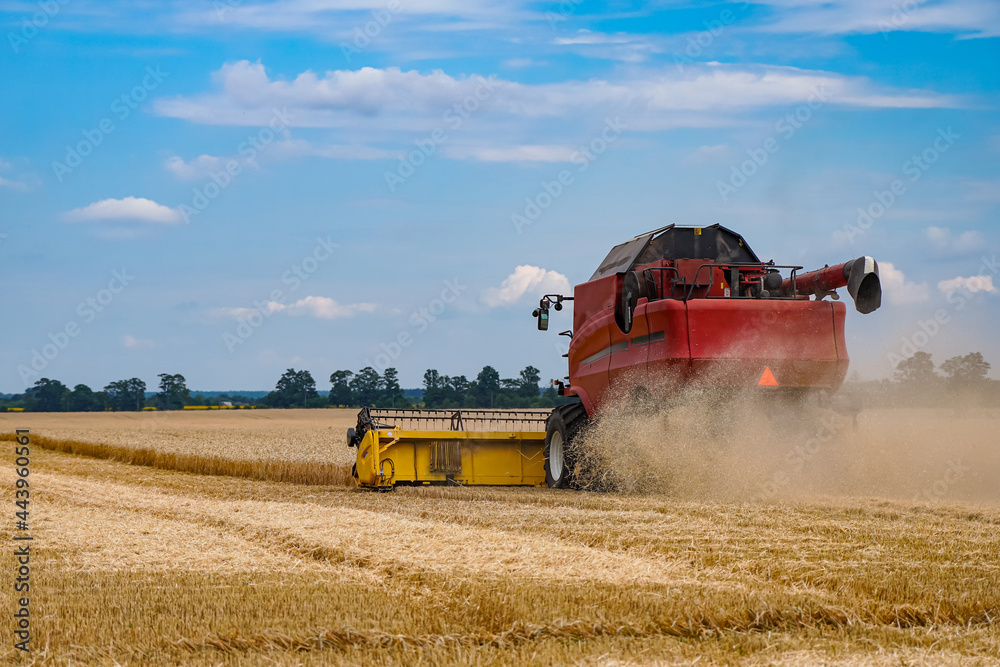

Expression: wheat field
xmin=1 ymin=407 xmax=999 ymax=665
xmin=0 ymin=409 xmax=360 ymax=464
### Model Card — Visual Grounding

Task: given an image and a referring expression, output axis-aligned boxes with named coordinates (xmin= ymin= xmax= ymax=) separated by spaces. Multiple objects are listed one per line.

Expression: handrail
xmin=684 ymin=262 xmax=803 ymax=301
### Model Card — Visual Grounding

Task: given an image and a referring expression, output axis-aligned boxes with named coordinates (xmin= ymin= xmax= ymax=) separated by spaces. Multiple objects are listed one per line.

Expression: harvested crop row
xmin=0 ymin=431 xmax=352 ymax=486
xmin=0 ymin=408 xmax=359 ymax=466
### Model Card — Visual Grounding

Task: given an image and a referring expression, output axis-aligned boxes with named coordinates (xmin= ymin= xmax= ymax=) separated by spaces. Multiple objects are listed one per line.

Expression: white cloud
xmin=926 ymin=226 xmax=950 ymax=245
xmin=961 ymin=179 xmax=1000 ymax=203
xmin=554 ymin=30 xmax=636 ymax=46
xmin=122 ymin=335 xmax=155 ymax=349
xmin=165 ymin=154 xmax=227 ymax=180
xmin=64 ymin=197 xmax=184 ymax=224
xmin=938 ymin=275 xmax=997 ymax=296
xmin=215 ymin=301 xmax=286 ymax=320
xmin=0 ymin=175 xmax=28 ymax=191
xmin=216 ymin=296 xmax=376 ymax=321
xmin=879 ymin=262 xmax=930 ymax=305
xmin=153 ymin=61 xmax=957 ymax=131
xmin=284 ymin=296 xmax=377 ymax=319
xmin=443 ymin=144 xmax=577 ymax=162
xmin=482 ymin=265 xmax=571 ymax=307
xmin=174 ymin=0 xmax=517 ymax=33
xmin=685 ymin=144 xmax=730 ymax=164
xmin=925 ymin=226 xmax=986 ymax=253
xmin=154 ymin=63 xmax=488 ymax=125
xmin=165 ymin=140 xmax=397 ymax=180
xmin=553 ymin=29 xmax=660 ymax=62
xmin=753 ymin=0 xmax=1000 ymax=38
xmin=951 ymin=230 xmax=984 ymax=253
xmin=270 ymin=139 xmax=399 ymax=161
xmin=0 ymin=0 xmax=523 ymax=39
xmin=0 ymin=157 xmax=30 ymax=191
xmin=502 ymin=58 xmax=534 ymax=69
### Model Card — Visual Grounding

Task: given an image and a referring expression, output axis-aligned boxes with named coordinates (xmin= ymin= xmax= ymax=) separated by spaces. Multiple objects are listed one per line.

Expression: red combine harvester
xmin=350 ymin=223 xmax=880 ymax=490
xmin=531 ymin=224 xmax=881 ymax=487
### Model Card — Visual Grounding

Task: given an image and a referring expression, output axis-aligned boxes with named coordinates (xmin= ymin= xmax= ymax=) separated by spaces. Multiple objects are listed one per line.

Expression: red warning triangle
xmin=758 ymin=366 xmax=779 ymax=387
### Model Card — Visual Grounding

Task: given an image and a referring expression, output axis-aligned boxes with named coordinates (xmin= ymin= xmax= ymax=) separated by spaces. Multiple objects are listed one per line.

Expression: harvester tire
xmin=545 ymin=403 xmax=588 ymax=488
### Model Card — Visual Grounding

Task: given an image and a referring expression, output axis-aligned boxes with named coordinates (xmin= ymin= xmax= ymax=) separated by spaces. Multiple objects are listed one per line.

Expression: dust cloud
xmin=571 ymin=383 xmax=1000 ymax=505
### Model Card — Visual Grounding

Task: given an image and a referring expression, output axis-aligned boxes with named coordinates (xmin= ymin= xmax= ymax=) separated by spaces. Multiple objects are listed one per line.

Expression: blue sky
xmin=1 ymin=0 xmax=998 ymax=393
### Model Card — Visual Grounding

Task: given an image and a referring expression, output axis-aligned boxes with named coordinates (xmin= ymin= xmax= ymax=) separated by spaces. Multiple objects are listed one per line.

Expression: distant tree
xmin=517 ymin=365 xmax=542 ymax=399
xmin=66 ymin=384 xmax=104 ymax=412
xmin=157 ymin=373 xmax=190 ymax=410
xmin=417 ymin=368 xmax=548 ymax=408
xmin=267 ymin=368 xmax=318 ymax=408
xmin=104 ymin=378 xmax=146 ymax=411
xmin=104 ymin=380 xmax=126 ymax=411
xmin=495 ymin=377 xmax=520 ymax=408
xmin=95 ymin=390 xmax=111 ymax=410
xmin=127 ymin=378 xmax=147 ymax=411
xmin=471 ymin=366 xmax=501 ymax=407
xmin=447 ymin=375 xmax=469 ymax=406
xmin=0 ymin=393 xmax=27 ymax=411
xmin=25 ymin=378 xmax=70 ymax=412
xmin=380 ymin=368 xmax=405 ymax=407
xmin=306 ymin=394 xmax=329 ymax=409
xmin=894 ymin=352 xmax=937 ymax=385
xmin=422 ymin=369 xmax=445 ymax=407
xmin=349 ymin=367 xmax=383 ymax=406
xmin=329 ymin=370 xmax=354 ymax=406
xmin=941 ymin=352 xmax=991 ymax=386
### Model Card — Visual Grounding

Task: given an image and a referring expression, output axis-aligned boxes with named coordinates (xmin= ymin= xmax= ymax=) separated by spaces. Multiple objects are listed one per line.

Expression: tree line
xmin=2 ymin=365 xmax=564 ymax=412
xmin=2 ymin=374 xmax=229 ymax=413
xmin=269 ymin=365 xmax=563 ymax=409
xmin=893 ymin=351 xmax=991 ymax=386
xmin=6 ymin=351 xmax=989 ymax=413
xmin=843 ymin=351 xmax=998 ymax=408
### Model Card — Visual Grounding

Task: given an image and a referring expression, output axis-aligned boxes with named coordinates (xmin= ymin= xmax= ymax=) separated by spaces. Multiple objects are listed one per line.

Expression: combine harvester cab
xmin=351 ymin=224 xmax=882 ymax=490
xmin=349 ymin=408 xmax=548 ymax=489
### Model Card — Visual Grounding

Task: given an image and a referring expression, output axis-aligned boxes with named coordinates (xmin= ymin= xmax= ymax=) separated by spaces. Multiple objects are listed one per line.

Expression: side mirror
xmin=532 ymin=300 xmax=551 ymax=331
xmin=533 ymin=305 xmax=550 ymax=330
xmin=532 ymin=294 xmax=572 ymax=331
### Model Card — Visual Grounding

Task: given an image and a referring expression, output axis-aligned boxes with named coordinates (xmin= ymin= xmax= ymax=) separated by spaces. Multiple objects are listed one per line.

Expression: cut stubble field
xmin=1 ymin=408 xmax=999 ymax=665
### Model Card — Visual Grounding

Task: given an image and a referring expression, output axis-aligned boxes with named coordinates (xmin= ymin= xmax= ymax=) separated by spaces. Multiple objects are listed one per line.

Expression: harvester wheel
xmin=544 ymin=403 xmax=588 ymax=488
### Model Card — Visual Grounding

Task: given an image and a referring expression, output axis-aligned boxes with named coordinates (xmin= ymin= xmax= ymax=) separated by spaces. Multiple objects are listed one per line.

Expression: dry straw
xmin=0 ymin=432 xmax=352 ymax=486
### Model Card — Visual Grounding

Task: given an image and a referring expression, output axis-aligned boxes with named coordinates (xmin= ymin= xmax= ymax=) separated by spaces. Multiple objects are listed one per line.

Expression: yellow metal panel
xmin=355 ymin=428 xmax=547 ymax=489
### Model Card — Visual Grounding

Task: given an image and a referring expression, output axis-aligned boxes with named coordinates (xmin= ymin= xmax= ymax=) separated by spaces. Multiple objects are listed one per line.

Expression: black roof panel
xmin=590 ymin=224 xmax=760 ymax=280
